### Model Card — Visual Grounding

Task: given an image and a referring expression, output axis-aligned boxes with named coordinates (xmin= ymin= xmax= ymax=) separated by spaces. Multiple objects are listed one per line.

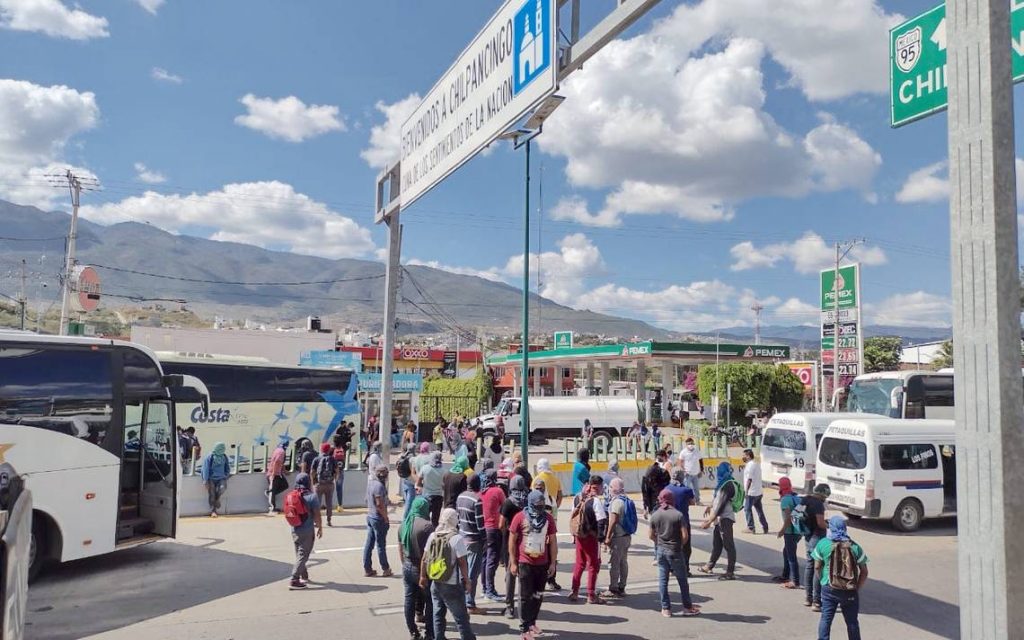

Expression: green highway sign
xmin=890 ymin=2 xmax=1024 ymax=127
xmin=820 ymin=264 xmax=858 ymax=311
xmin=553 ymin=331 xmax=573 ymax=350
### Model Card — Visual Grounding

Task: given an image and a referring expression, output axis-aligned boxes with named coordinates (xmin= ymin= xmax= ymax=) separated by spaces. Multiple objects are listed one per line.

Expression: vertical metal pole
xmin=832 ymin=243 xmax=840 ymax=409
xmin=19 ymin=259 xmax=26 ymax=331
xmin=520 ymin=139 xmax=531 ymax=467
xmin=947 ymin=1 xmax=1024 ymax=637
xmin=380 ymin=211 xmax=402 ymax=466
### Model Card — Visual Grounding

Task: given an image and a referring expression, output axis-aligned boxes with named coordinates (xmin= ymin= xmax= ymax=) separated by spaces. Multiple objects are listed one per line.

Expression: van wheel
xmin=592 ymin=430 xmax=615 ymax=451
xmin=29 ymin=518 xmax=48 ymax=582
xmin=892 ymin=499 xmax=924 ymax=532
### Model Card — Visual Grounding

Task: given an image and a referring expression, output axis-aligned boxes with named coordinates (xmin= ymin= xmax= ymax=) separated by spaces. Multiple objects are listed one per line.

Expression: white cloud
xmin=730 ymin=231 xmax=887 ymax=274
xmin=657 ymin=0 xmax=903 ymax=101
xmin=361 ymin=93 xmax=421 ymax=170
xmin=234 ymin=94 xmax=345 ymax=143
xmin=151 ymin=67 xmax=182 ymax=84
xmin=0 ymin=78 xmax=100 ymax=208
xmin=0 ymin=0 xmax=108 ymax=39
xmin=500 ymin=233 xmax=606 ymax=305
xmin=773 ymin=298 xmax=819 ymax=325
xmin=542 ymin=32 xmax=882 ymax=227
xmin=405 ymin=259 xmax=504 ymax=282
xmin=133 ymin=162 xmax=166 ymax=184
xmin=136 ymin=0 xmax=164 ymax=15
xmin=895 ymin=161 xmax=950 ymax=204
xmin=867 ymin=292 xmax=951 ymax=328
xmin=80 ymin=181 xmax=376 ymax=260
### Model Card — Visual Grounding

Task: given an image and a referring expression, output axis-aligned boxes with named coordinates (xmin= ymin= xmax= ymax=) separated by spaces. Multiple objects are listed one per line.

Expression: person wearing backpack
xmin=509 ymin=490 xmax=559 ymax=640
xmin=284 ymin=473 xmax=322 ymax=589
xmin=498 ymin=475 xmax=528 ymax=619
xmin=698 ymin=461 xmax=741 ymax=580
xmin=331 ymin=431 xmax=349 ymax=513
xmin=665 ymin=469 xmax=695 ymax=574
xmin=812 ymin=515 xmax=868 ymax=640
xmin=650 ymin=488 xmax=701 ymax=618
xmin=401 ymin=496 xmax=435 ymax=640
xmin=398 ymin=443 xmax=418 ymax=521
xmin=311 ymin=443 xmax=337 ymax=526
xmin=266 ymin=437 xmax=290 ymax=515
xmin=419 ymin=508 xmax=475 ymax=640
xmin=364 ymin=464 xmax=394 ymax=578
xmin=569 ymin=476 xmax=606 ymax=605
xmin=601 ymin=477 xmax=636 ymax=598
xmin=802 ymin=483 xmax=832 ymax=611
xmin=774 ymin=477 xmax=803 ymax=589
xmin=200 ymin=442 xmax=231 ymax=518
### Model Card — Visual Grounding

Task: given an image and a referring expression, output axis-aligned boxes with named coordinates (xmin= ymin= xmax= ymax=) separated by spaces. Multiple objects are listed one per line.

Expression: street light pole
xmin=521 ymin=138 xmax=531 ymax=468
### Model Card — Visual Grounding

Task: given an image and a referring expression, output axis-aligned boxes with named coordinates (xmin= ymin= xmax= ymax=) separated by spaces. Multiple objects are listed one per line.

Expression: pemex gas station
xmin=487 ymin=338 xmax=793 ymax=423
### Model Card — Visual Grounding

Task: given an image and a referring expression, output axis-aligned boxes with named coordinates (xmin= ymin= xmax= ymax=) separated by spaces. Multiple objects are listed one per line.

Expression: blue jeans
xmin=403 ymin=560 xmax=433 ymax=639
xmin=818 ymin=585 xmax=861 ymax=640
xmin=401 ymin=478 xmax=416 ymax=520
xmin=744 ymin=494 xmax=769 ymax=531
xmin=782 ymin=533 xmax=801 ymax=585
xmin=656 ymin=547 xmax=693 ymax=611
xmin=363 ymin=516 xmax=390 ymax=572
xmin=805 ymin=535 xmax=822 ymax=604
xmin=334 ymin=472 xmax=345 ymax=509
xmin=464 ymin=539 xmax=483 ymax=607
xmin=684 ymin=473 xmax=702 ymax=504
xmin=432 ymin=581 xmax=476 ymax=640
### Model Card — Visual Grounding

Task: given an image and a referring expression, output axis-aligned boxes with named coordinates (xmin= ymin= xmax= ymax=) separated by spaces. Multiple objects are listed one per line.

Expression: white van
xmin=815 ymin=418 xmax=956 ymax=532
xmin=760 ymin=412 xmax=873 ymax=492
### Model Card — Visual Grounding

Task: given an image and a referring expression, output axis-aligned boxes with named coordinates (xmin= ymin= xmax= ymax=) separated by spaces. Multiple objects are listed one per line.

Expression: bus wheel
xmin=29 ymin=518 xmax=48 ymax=582
xmin=892 ymin=499 xmax=923 ymax=532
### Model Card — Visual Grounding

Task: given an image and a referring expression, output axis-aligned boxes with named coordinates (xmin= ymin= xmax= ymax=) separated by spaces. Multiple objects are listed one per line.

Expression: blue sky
xmin=0 ymin=0 xmax=1011 ymax=332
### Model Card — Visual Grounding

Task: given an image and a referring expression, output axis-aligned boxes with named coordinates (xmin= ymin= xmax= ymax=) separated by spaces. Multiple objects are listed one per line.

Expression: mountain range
xmin=0 ymin=199 xmax=951 ymax=346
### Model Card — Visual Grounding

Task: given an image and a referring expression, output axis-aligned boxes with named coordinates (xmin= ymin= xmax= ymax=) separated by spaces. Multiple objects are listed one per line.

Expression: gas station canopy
xmin=487 ymin=340 xmax=792 ymax=368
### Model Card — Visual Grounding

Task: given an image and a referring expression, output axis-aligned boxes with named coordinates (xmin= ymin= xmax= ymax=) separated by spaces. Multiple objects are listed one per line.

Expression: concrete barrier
xmin=180 ymin=470 xmax=369 ymax=517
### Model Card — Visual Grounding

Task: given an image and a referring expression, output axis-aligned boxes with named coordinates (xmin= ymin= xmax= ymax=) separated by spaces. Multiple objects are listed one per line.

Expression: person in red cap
xmin=311 ymin=442 xmax=339 ymax=526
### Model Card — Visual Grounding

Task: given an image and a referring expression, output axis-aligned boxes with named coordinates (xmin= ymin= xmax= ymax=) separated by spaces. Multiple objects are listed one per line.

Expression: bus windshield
xmin=847 ymin=377 xmax=903 ymax=417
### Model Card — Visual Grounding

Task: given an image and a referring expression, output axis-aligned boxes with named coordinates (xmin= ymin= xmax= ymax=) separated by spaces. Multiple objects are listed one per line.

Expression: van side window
xmin=879 ymin=444 xmax=938 ymax=470
xmin=762 ymin=428 xmax=806 ymax=451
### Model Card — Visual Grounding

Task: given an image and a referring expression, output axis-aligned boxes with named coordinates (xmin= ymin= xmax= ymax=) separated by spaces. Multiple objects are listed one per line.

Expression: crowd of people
xmin=195 ymin=417 xmax=869 ymax=640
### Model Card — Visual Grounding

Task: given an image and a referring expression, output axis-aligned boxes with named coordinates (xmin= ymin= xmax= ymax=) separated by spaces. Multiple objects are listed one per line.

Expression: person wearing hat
xmin=288 ymin=472 xmax=322 ymax=589
xmin=802 ymin=483 xmax=832 ymax=611
xmin=364 ymin=464 xmax=393 ymax=577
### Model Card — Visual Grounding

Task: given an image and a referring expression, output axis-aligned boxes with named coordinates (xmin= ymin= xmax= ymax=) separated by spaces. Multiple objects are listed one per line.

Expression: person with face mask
xmin=678 ymin=437 xmax=704 ymax=505
xmin=364 ymin=464 xmax=393 ymax=577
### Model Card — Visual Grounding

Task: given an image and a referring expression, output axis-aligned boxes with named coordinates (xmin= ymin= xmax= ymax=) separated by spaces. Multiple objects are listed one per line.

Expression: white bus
xmin=839 ymin=370 xmax=954 ymax=419
xmin=0 ymin=332 xmax=209 ymax=577
xmin=815 ymin=417 xmax=956 ymax=532
xmin=157 ymin=353 xmax=360 ymax=465
xmin=759 ymin=412 xmax=875 ymax=492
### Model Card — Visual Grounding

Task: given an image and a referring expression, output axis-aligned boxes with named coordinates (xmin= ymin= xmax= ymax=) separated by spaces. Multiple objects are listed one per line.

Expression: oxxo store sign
xmin=890 ymin=1 xmax=1024 ymax=127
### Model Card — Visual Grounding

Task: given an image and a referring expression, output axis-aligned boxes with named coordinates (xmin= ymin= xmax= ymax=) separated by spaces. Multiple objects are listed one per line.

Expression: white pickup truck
xmin=478 ymin=396 xmax=640 ymax=448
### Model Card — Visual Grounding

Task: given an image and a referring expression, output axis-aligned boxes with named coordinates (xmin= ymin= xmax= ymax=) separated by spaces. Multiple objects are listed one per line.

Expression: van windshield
xmin=818 ymin=437 xmax=868 ymax=470
xmin=762 ymin=428 xmax=806 ymax=451
xmin=847 ymin=378 xmax=903 ymax=417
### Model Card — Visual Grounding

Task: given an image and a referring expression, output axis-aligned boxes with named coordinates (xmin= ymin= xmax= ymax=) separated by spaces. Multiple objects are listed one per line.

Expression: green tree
xmin=421 ymin=370 xmax=493 ymax=419
xmin=863 ymin=336 xmax=903 ymax=373
xmin=932 ymin=340 xmax=954 ymax=370
xmin=769 ymin=364 xmax=806 ymax=412
xmin=696 ymin=363 xmax=773 ymax=417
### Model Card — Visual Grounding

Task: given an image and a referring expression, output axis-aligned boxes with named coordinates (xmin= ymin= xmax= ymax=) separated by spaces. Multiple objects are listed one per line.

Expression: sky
xmin=0 ymin=0 xmax=1015 ymax=334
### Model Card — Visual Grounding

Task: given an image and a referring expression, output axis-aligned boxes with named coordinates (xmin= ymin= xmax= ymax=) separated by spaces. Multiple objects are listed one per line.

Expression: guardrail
xmin=560 ymin=433 xmax=761 ymax=463
xmin=181 ymin=439 xmax=368 ymax=476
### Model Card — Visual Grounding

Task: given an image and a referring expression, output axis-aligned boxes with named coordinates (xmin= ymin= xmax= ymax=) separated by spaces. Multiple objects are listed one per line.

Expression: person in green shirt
xmin=812 ymin=515 xmax=869 ymax=640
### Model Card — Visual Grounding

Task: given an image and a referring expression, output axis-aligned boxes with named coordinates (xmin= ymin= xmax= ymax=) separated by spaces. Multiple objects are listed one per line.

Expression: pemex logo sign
xmin=513 ymin=0 xmax=551 ymax=95
xmin=820 ymin=264 xmax=858 ymax=311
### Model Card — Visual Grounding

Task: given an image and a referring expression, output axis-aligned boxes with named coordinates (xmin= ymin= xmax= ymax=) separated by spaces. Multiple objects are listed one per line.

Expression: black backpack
xmin=315 ymin=455 xmax=335 ymax=482
xmin=397 ymin=452 xmax=413 ymax=479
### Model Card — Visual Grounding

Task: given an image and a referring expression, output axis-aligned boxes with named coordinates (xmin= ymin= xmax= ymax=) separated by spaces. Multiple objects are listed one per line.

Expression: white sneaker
xmin=266 ymin=508 xmax=276 ymax=516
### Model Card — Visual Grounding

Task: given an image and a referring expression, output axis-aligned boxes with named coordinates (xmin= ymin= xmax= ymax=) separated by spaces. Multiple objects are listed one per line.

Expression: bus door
xmin=121 ymin=399 xmax=175 ymax=539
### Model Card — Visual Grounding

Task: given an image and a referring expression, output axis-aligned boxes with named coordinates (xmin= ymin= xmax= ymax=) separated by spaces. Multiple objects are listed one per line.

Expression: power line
xmin=89 ymin=262 xmax=385 ymax=287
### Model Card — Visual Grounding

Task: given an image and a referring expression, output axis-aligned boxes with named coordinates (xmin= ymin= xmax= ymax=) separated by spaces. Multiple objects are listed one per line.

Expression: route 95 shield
xmin=895 ymin=26 xmax=922 ymax=73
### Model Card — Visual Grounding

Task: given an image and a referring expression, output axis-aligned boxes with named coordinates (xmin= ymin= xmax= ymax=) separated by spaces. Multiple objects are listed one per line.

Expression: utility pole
xmin=831 ymin=239 xmax=863 ymax=409
xmin=751 ymin=300 xmax=763 ymax=345
xmin=18 ymin=259 xmax=26 ymax=331
xmin=58 ymin=170 xmax=83 ymax=337
xmin=945 ymin=2 xmax=1024 ymax=636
